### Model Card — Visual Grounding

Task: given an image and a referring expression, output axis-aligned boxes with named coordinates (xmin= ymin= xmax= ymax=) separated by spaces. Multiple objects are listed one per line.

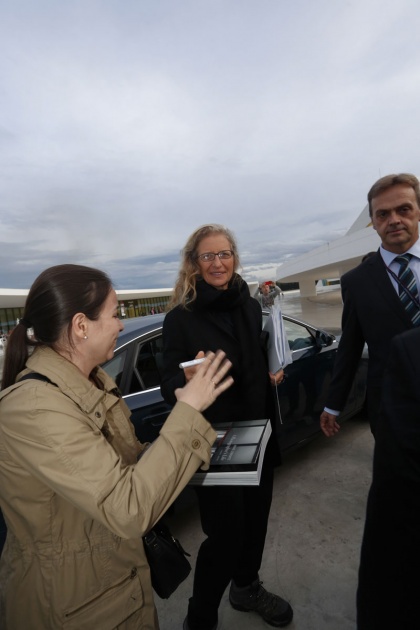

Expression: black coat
xmin=161 ymin=297 xmax=271 ymax=425
xmin=326 ymin=250 xmax=414 ymax=413
xmin=357 ymin=327 xmax=420 ymax=629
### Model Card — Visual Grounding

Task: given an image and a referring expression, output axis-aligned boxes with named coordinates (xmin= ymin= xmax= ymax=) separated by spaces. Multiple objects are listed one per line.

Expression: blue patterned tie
xmin=395 ymin=254 xmax=420 ymax=326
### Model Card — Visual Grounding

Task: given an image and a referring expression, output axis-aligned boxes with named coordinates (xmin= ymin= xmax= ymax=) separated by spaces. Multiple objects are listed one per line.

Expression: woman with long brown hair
xmin=0 ymin=263 xmax=233 ymax=629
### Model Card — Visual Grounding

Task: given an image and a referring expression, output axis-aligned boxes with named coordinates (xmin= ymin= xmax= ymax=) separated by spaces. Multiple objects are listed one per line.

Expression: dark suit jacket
xmin=325 ymin=250 xmax=414 ymax=414
xmin=357 ymin=328 xmax=420 ymax=629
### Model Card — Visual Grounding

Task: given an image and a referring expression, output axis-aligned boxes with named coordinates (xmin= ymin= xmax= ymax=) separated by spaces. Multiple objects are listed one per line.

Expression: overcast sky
xmin=1 ymin=0 xmax=420 ymax=289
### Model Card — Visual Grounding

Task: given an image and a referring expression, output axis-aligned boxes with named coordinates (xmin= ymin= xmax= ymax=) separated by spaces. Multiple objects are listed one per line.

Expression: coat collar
xmin=22 ymin=347 xmax=118 ymax=414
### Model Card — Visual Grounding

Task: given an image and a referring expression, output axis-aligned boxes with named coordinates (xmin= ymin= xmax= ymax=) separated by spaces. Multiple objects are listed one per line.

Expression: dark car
xmin=101 ymin=312 xmax=367 ymax=453
xmin=0 ymin=312 xmax=366 ymax=555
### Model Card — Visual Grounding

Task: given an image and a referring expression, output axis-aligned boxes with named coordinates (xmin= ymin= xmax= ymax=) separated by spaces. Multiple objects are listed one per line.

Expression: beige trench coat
xmin=0 ymin=347 xmax=216 ymax=629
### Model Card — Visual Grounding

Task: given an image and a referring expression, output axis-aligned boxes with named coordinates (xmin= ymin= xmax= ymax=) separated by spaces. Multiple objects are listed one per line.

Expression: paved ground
xmin=157 ymin=416 xmax=373 ymax=630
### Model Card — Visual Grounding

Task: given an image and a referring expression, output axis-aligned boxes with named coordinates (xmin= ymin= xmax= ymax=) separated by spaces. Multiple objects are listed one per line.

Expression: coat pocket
xmin=63 ymin=567 xmax=143 ymax=630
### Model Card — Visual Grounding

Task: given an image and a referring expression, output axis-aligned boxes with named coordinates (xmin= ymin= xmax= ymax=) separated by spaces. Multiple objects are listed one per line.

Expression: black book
xmin=189 ymin=419 xmax=272 ymax=486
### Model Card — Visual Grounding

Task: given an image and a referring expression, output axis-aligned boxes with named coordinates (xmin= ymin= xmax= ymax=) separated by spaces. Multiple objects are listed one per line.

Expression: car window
xmin=128 ymin=335 xmax=164 ymax=394
xmin=102 ymin=348 xmax=128 ymax=388
xmin=262 ymin=312 xmax=316 ymax=351
xmin=283 ymin=319 xmax=315 ymax=350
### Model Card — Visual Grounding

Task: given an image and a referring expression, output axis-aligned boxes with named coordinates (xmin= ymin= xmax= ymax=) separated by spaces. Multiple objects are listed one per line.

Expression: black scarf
xmin=194 ymin=274 xmax=249 ymax=312
xmin=193 ymin=275 xmax=269 ymax=419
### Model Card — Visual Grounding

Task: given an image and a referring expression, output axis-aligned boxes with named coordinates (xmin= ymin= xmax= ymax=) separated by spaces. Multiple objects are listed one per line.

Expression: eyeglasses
xmin=196 ymin=250 xmax=234 ymax=262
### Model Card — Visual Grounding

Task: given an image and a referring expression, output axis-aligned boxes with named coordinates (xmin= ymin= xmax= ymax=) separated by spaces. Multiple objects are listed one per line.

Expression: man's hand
xmin=320 ymin=411 xmax=340 ymax=437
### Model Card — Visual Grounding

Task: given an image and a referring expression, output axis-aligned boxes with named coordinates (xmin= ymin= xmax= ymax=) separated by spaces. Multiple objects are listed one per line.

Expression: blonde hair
xmin=168 ymin=224 xmax=241 ymax=310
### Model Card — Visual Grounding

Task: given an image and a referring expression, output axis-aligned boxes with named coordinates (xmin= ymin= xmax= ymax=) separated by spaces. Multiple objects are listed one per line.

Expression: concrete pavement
xmin=156 ymin=416 xmax=373 ymax=630
xmin=155 ymin=287 xmax=374 ymax=629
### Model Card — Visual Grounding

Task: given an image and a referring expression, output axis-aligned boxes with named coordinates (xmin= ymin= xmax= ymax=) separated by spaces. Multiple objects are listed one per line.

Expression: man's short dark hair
xmin=368 ymin=173 xmax=420 ymax=217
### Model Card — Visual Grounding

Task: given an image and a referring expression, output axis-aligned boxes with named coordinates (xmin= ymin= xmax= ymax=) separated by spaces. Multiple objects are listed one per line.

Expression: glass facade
xmin=0 ymin=307 xmax=25 ymax=335
xmin=0 ymin=296 xmax=171 ymax=336
xmin=118 ymin=296 xmax=170 ymax=319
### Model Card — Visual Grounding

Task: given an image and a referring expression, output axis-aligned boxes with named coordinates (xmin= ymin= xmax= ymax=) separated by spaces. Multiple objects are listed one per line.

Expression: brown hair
xmin=168 ymin=224 xmax=241 ymax=310
xmin=1 ymin=264 xmax=112 ymax=390
xmin=368 ymin=173 xmax=420 ymax=217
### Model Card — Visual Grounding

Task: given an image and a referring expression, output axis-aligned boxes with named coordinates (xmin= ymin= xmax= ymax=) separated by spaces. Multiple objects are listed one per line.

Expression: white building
xmin=276 ymin=204 xmax=380 ymax=297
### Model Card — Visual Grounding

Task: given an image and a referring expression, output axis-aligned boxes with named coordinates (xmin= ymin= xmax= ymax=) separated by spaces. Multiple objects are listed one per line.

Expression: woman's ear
xmin=72 ymin=312 xmax=89 ymax=341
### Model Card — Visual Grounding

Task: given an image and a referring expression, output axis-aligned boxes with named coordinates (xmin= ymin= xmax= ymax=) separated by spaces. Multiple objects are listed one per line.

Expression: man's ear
xmin=72 ymin=312 xmax=88 ymax=340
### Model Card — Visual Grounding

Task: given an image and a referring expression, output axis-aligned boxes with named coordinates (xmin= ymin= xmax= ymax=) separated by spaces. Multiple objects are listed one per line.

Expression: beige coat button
xmin=191 ymin=439 xmax=201 ymax=450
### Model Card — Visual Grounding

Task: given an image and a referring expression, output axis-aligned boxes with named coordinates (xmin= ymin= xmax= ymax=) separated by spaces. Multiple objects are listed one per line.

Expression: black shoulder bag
xmin=143 ymin=520 xmax=191 ymax=598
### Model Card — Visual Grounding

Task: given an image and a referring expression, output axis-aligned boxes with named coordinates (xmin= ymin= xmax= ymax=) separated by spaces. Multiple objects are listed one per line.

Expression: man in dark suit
xmin=320 ymin=173 xmax=420 ymax=437
xmin=357 ymin=327 xmax=420 ymax=629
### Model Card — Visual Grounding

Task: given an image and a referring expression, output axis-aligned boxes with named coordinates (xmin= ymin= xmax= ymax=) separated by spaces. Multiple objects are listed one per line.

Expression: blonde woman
xmin=161 ymin=225 xmax=292 ymax=630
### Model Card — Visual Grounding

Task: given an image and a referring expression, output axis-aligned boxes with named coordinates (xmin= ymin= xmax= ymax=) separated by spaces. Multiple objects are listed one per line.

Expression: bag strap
xmin=19 ymin=372 xmax=56 ymax=386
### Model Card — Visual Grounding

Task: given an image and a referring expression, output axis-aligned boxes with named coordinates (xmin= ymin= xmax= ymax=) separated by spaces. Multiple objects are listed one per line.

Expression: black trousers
xmin=366 ymin=386 xmax=382 ymax=436
xmin=357 ymin=479 xmax=420 ymax=629
xmin=187 ymin=461 xmax=274 ymax=629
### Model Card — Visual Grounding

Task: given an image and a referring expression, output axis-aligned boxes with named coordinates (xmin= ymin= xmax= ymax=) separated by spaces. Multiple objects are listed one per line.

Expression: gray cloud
xmin=1 ymin=0 xmax=419 ymax=289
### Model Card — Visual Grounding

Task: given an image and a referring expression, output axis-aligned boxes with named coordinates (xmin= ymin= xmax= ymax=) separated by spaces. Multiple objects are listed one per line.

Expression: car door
xmin=272 ymin=318 xmax=337 ymax=451
xmin=103 ymin=333 xmax=172 ymax=444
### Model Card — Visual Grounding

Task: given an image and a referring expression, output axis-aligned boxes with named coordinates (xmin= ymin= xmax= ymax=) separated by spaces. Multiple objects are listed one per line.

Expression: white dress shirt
xmin=379 ymin=239 xmax=420 ymax=293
